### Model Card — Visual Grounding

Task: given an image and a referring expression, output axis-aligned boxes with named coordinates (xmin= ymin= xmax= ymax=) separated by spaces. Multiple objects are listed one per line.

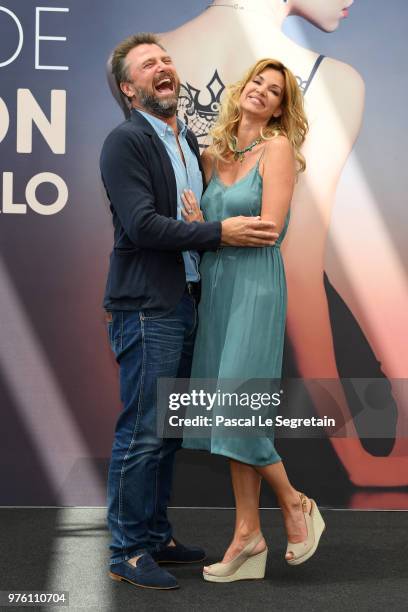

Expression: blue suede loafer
xmin=151 ymin=538 xmax=206 ymax=564
xmin=109 ymin=553 xmax=179 ymax=590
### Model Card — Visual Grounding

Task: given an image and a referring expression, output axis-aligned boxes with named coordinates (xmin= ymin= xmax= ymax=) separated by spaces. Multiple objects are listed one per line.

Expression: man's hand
xmin=221 ymin=216 xmax=279 ymax=247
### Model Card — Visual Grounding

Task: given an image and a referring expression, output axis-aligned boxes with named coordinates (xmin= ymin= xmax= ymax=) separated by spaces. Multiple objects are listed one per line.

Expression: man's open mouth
xmin=154 ymin=77 xmax=175 ymax=95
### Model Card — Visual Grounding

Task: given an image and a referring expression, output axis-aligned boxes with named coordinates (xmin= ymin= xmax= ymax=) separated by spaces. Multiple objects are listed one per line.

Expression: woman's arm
xmin=260 ymin=136 xmax=296 ymax=234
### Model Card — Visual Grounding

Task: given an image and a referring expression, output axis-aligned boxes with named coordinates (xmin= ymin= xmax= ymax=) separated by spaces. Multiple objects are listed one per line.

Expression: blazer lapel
xmin=186 ymin=131 xmax=206 ymax=189
xmin=130 ymin=110 xmax=178 ymax=218
xmin=130 ymin=110 xmax=205 ymax=215
xmin=151 ymin=134 xmax=178 ymax=218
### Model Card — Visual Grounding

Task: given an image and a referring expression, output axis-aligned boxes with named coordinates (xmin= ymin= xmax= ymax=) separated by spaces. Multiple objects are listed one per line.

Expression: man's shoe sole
xmin=109 ymin=571 xmax=179 ymax=590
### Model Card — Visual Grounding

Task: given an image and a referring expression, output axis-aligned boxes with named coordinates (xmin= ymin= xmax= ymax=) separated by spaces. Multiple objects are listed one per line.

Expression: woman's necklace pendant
xmin=234 ymin=150 xmax=245 ymax=163
xmin=231 ymin=136 xmax=262 ymax=163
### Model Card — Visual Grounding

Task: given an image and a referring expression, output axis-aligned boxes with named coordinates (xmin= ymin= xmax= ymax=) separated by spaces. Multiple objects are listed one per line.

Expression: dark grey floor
xmin=0 ymin=508 xmax=407 ymax=612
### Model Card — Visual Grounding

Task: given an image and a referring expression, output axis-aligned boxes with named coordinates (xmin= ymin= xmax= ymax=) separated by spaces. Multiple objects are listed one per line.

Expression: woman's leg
xmin=217 ymin=459 xmax=315 ymax=562
xmin=254 ymin=460 xmax=312 ymax=561
xmin=206 ymin=459 xmax=266 ymax=567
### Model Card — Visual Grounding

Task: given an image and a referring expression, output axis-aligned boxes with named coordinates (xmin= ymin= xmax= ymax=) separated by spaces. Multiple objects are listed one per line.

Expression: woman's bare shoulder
xmin=260 ymin=136 xmax=295 ymax=175
xmin=263 ymin=135 xmax=294 ymax=158
xmin=303 ymin=54 xmax=365 ymax=139
xmin=201 ymin=148 xmax=213 ymax=160
xmin=201 ymin=148 xmax=215 ymax=167
xmin=316 ymin=55 xmax=365 ymax=96
xmin=201 ymin=148 xmax=216 ymax=180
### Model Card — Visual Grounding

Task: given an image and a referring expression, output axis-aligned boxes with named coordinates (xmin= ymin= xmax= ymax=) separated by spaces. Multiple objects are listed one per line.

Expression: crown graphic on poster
xmin=178 ymin=70 xmax=226 ymax=145
xmin=181 ymin=70 xmax=225 ymax=117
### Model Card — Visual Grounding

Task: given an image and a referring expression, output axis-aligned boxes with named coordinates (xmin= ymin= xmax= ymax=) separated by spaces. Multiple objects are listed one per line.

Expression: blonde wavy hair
xmin=208 ymin=58 xmax=309 ymax=173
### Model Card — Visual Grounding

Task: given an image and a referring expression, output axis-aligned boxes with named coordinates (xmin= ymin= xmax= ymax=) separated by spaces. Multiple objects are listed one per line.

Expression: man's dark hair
xmin=111 ymin=32 xmax=166 ymax=86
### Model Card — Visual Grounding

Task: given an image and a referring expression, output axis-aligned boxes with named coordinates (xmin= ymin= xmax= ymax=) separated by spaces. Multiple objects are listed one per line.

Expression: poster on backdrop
xmin=0 ymin=0 xmax=407 ymax=509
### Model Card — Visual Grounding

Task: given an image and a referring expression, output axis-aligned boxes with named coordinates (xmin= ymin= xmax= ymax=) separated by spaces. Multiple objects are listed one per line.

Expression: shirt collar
xmin=135 ymin=109 xmax=187 ymax=139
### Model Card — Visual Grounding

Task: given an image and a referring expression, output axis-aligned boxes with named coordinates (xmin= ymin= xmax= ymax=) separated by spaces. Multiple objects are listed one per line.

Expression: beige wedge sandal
xmin=286 ymin=493 xmax=326 ymax=566
xmin=203 ymin=533 xmax=268 ymax=583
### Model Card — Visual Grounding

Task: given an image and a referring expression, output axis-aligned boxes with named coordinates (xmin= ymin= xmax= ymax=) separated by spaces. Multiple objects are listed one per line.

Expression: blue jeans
xmin=106 ymin=293 xmax=197 ymax=565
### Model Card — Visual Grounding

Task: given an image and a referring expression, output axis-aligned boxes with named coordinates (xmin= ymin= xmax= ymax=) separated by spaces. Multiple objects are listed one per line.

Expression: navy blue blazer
xmin=100 ymin=110 xmax=222 ymax=311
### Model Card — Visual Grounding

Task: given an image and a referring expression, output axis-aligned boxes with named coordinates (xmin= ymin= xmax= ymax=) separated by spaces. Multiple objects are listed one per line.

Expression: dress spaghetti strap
xmin=303 ymin=54 xmax=325 ymax=95
xmin=257 ymin=145 xmax=268 ymax=165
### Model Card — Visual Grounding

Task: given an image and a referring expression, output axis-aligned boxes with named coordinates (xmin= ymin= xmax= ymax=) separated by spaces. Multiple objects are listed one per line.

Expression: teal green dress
xmin=182 ymin=154 xmax=289 ymax=466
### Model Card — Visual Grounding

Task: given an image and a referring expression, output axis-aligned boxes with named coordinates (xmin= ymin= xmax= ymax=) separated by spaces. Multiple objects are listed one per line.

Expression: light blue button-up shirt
xmin=139 ymin=110 xmax=202 ymax=282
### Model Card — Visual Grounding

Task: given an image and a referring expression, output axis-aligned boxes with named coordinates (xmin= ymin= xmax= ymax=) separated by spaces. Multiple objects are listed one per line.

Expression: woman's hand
xmin=181 ymin=189 xmax=204 ymax=223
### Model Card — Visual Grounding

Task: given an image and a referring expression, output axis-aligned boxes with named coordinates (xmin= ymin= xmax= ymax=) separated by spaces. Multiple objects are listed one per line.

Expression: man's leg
xmin=147 ymin=293 xmax=197 ymax=549
xmin=106 ymin=303 xmax=187 ymax=566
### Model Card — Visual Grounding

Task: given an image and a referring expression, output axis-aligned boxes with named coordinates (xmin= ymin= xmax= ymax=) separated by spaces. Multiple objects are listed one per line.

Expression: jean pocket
xmin=141 ymin=306 xmax=176 ymax=321
xmin=106 ymin=312 xmax=124 ymax=356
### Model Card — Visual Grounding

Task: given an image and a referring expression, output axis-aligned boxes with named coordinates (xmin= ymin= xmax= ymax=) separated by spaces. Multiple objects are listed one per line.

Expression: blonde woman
xmin=180 ymin=58 xmax=325 ymax=582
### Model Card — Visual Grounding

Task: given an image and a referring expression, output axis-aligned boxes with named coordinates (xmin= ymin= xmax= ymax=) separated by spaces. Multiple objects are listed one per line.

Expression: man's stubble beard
xmin=135 ymin=83 xmax=180 ymax=119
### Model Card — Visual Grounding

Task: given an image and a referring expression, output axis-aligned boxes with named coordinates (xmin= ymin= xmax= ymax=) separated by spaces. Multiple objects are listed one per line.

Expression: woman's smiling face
xmin=290 ymin=0 xmax=354 ymax=32
xmin=239 ymin=67 xmax=285 ymax=122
